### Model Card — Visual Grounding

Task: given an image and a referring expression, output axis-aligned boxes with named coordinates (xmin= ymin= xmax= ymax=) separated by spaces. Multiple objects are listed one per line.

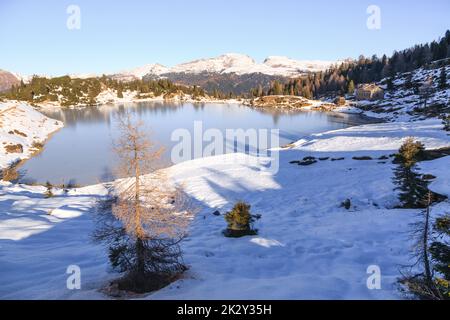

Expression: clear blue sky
xmin=1 ymin=0 xmax=449 ymax=76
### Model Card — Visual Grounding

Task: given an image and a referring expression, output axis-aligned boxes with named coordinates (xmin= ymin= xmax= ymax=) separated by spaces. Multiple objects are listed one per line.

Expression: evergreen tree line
xmin=250 ymin=30 xmax=450 ymax=99
xmin=2 ymin=75 xmax=211 ymax=107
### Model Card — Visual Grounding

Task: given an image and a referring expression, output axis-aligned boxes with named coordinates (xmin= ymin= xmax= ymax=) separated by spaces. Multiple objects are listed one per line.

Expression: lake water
xmin=18 ymin=102 xmax=374 ymax=186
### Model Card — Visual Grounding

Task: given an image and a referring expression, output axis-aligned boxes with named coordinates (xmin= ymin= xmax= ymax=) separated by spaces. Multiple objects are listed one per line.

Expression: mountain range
xmin=1 ymin=53 xmax=339 ymax=94
xmin=113 ymin=53 xmax=338 ymax=80
xmin=116 ymin=53 xmax=339 ymax=94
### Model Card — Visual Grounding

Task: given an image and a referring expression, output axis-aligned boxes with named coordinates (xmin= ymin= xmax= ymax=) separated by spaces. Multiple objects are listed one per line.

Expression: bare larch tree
xmin=94 ymin=111 xmax=191 ymax=293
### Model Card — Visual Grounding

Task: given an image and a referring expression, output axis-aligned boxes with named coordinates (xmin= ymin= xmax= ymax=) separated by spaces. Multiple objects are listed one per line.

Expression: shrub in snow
xmin=1 ymin=166 xmax=19 ymax=182
xmin=31 ymin=141 xmax=44 ymax=150
xmin=1 ymin=160 xmax=21 ymax=182
xmin=223 ymin=201 xmax=257 ymax=238
xmin=4 ymin=143 xmax=23 ymax=154
xmin=340 ymin=199 xmax=351 ymax=210
xmin=44 ymin=181 xmax=53 ymax=198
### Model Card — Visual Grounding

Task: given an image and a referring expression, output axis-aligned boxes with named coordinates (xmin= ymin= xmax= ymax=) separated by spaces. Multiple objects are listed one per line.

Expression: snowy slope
xmin=0 ymin=119 xmax=449 ymax=299
xmin=355 ymin=65 xmax=450 ymax=122
xmin=0 ymin=101 xmax=63 ymax=169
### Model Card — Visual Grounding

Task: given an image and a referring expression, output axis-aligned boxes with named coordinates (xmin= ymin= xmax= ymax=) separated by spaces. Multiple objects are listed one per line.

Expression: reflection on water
xmin=19 ymin=102 xmax=375 ymax=186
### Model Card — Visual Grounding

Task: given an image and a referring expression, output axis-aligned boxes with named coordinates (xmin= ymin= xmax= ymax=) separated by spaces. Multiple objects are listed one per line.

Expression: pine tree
xmin=393 ymin=165 xmax=429 ymax=208
xmin=386 ymin=77 xmax=394 ymax=90
xmin=271 ymin=81 xmax=283 ymax=95
xmin=45 ymin=181 xmax=53 ymax=198
xmin=405 ymin=73 xmax=413 ymax=89
xmin=347 ymin=80 xmax=355 ymax=94
xmin=117 ymin=87 xmax=123 ymax=98
xmin=256 ymin=85 xmax=262 ymax=97
xmin=393 ymin=138 xmax=428 ymax=208
xmin=224 ymin=201 xmax=257 ymax=237
xmin=439 ymin=66 xmax=447 ymax=89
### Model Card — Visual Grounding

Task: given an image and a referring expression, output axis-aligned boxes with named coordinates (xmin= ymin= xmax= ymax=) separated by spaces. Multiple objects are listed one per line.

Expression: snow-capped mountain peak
xmin=170 ymin=53 xmax=256 ymax=75
xmin=263 ymin=56 xmax=338 ymax=75
xmin=114 ymin=64 xmax=169 ymax=80
xmin=164 ymin=53 xmax=336 ymax=77
xmin=125 ymin=63 xmax=170 ymax=78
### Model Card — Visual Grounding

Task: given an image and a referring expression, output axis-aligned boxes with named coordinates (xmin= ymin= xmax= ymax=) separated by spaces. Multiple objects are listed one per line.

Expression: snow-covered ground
xmin=1 ymin=117 xmax=448 ymax=299
xmin=355 ymin=65 xmax=450 ymax=122
xmin=0 ymin=101 xmax=63 ymax=169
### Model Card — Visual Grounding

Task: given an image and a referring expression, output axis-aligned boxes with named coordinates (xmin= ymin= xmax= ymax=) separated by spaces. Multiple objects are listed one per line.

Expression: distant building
xmin=355 ymin=84 xmax=384 ymax=101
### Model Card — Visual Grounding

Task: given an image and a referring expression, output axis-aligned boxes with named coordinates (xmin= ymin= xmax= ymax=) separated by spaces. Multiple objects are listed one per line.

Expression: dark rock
xmin=298 ymin=159 xmax=317 ymax=166
xmin=341 ymin=199 xmax=351 ymax=210
xmin=331 ymin=157 xmax=345 ymax=161
xmin=352 ymin=156 xmax=373 ymax=160
xmin=422 ymin=174 xmax=436 ymax=181
xmin=319 ymin=157 xmax=330 ymax=161
xmin=212 ymin=210 xmax=221 ymax=216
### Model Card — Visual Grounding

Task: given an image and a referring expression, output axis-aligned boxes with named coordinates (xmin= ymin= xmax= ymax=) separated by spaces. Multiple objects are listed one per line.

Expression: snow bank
xmin=0 ymin=101 xmax=63 ymax=169
xmin=292 ymin=119 xmax=449 ymax=153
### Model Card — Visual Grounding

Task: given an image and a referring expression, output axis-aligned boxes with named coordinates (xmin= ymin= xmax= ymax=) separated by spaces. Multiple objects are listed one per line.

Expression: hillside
xmin=0 ymin=70 xmax=20 ymax=93
xmin=152 ymin=71 xmax=289 ymax=96
xmin=243 ymin=64 xmax=450 ymax=123
xmin=0 ymin=101 xmax=63 ymax=170
xmin=1 ymin=76 xmax=213 ymax=108
xmin=356 ymin=65 xmax=450 ymax=121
